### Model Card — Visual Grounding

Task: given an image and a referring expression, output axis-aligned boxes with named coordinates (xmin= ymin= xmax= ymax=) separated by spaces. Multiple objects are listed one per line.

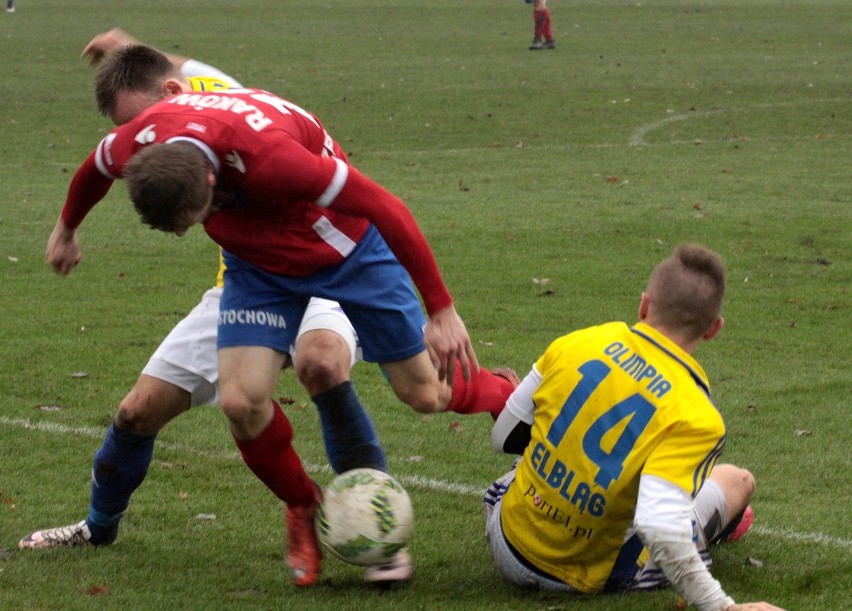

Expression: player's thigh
xmin=381 ymin=351 xmax=450 ymax=413
xmin=142 ymin=287 xmax=221 ymax=402
xmin=218 ymin=345 xmax=288 ymax=407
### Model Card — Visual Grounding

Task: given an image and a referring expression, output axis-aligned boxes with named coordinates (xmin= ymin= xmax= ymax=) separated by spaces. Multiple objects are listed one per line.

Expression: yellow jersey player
xmin=485 ymin=245 xmax=784 ymax=611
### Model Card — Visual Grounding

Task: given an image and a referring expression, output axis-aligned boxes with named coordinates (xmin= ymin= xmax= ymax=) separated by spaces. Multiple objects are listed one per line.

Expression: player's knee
xmin=295 ymin=351 xmax=349 ymax=395
xmin=723 ymin=464 xmax=756 ymax=495
xmin=219 ymin=390 xmax=271 ymax=426
xmin=711 ymin=463 xmax=756 ymax=508
xmin=739 ymin=467 xmax=756 ymax=497
xmin=116 ymin=392 xmax=162 ymax=436
xmin=295 ymin=332 xmax=350 ymax=395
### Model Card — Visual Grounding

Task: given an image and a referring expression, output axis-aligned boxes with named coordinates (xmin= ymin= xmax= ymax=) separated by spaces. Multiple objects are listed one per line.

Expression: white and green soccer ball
xmin=317 ymin=468 xmax=413 ymax=566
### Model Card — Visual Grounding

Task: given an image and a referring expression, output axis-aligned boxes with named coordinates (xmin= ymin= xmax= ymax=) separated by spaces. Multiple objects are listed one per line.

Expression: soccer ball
xmin=316 ymin=468 xmax=413 ymax=566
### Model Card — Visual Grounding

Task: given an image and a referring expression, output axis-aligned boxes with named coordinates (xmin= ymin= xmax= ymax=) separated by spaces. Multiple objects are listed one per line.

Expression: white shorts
xmin=483 ymin=466 xmax=728 ymax=592
xmin=142 ymin=287 xmax=360 ymax=407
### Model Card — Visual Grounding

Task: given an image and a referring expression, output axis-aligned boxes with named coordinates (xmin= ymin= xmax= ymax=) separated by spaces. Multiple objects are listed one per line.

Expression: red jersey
xmin=61 ymin=88 xmax=452 ymax=315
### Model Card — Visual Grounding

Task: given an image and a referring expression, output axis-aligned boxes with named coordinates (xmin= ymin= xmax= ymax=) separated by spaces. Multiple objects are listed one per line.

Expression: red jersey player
xmin=58 ymin=73 xmax=519 ymax=582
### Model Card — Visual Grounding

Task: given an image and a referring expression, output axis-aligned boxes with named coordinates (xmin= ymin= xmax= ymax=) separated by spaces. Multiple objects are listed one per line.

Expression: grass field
xmin=0 ymin=1 xmax=849 ymax=609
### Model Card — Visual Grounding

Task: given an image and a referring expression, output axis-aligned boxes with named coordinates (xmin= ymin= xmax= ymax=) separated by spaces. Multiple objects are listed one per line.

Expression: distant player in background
xmin=20 ymin=29 xmax=408 ymax=588
xmin=485 ymin=245 xmax=783 ymax=611
xmin=6 ymin=0 xmax=15 ymax=14
xmin=527 ymin=0 xmax=555 ymax=50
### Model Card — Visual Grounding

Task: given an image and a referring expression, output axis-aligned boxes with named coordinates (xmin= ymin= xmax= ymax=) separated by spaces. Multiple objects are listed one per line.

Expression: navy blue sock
xmin=312 ymin=381 xmax=387 ymax=473
xmin=85 ymin=422 xmax=156 ymax=545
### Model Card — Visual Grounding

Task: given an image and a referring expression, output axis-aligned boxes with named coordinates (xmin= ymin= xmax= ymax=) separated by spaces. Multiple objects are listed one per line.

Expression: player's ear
xmin=162 ymin=79 xmax=184 ymax=96
xmin=702 ymin=316 xmax=724 ymax=341
xmin=638 ymin=292 xmax=651 ymax=321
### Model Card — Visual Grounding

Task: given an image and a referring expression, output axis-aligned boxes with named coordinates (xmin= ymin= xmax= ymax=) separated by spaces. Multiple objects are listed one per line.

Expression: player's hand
xmin=82 ymin=28 xmax=138 ymax=65
xmin=727 ymin=603 xmax=786 ymax=611
xmin=45 ymin=220 xmax=81 ymax=275
xmin=424 ymin=305 xmax=479 ymax=383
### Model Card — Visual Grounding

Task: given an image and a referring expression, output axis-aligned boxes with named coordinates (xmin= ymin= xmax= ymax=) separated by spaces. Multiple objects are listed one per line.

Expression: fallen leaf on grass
xmin=70 ymin=372 xmax=89 ymax=379
xmin=747 ymin=556 xmax=764 ymax=568
xmin=794 ymin=429 xmax=812 ymax=437
xmin=80 ymin=583 xmax=110 ymax=596
xmin=448 ymin=420 xmax=464 ymax=432
xmin=194 ymin=513 xmax=217 ymax=521
xmin=38 ymin=404 xmax=63 ymax=412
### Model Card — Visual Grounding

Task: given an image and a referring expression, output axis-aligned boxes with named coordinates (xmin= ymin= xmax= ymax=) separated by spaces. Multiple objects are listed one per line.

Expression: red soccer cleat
xmin=726 ymin=505 xmax=754 ymax=542
xmin=285 ymin=485 xmax=322 ymax=587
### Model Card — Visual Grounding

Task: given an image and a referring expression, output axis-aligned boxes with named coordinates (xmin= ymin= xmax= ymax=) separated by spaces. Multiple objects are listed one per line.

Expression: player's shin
xmin=233 ymin=400 xmax=316 ymax=506
xmin=313 ymin=381 xmax=387 ymax=473
xmin=87 ymin=422 xmax=156 ymax=544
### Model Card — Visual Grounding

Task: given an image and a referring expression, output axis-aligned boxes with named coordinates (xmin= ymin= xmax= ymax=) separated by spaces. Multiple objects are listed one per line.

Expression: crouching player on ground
xmin=483 ymin=245 xmax=784 ymax=611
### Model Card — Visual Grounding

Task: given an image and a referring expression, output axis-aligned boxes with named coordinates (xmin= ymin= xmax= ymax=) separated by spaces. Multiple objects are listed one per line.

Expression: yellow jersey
xmin=501 ymin=321 xmax=726 ymax=592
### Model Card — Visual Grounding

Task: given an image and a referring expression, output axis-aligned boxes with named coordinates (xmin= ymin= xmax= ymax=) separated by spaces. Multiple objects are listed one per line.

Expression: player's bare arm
xmin=83 ymin=28 xmax=189 ymax=70
xmin=82 ymin=28 xmax=139 ymax=65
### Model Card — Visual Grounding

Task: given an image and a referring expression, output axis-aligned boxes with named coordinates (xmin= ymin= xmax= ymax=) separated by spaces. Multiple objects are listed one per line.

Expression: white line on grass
xmin=750 ymin=525 xmax=852 ymax=550
xmin=628 ymin=98 xmax=847 ymax=147
xmin=4 ymin=415 xmax=850 ymax=549
xmin=0 ymin=415 xmax=484 ymax=496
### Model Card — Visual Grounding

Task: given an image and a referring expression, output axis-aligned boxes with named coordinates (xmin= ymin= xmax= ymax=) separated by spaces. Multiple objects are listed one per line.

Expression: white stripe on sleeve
xmin=316 ymin=157 xmax=349 ymax=207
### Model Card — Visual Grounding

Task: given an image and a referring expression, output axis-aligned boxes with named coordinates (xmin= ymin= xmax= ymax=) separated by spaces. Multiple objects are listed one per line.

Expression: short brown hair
xmin=95 ymin=45 xmax=181 ymax=117
xmin=645 ymin=244 xmax=726 ymax=339
xmin=124 ymin=142 xmax=213 ymax=233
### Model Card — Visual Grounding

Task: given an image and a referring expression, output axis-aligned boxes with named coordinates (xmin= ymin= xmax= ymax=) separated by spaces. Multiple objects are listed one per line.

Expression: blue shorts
xmin=218 ymin=225 xmax=426 ymax=363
